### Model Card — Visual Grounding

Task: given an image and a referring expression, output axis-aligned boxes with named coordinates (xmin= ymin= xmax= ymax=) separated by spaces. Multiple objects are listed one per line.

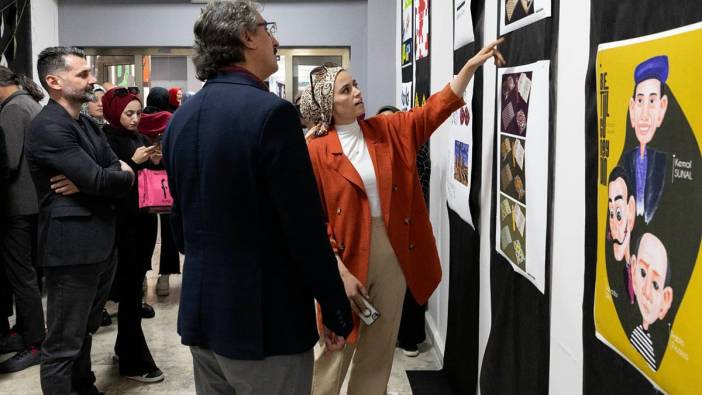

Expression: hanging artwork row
xmin=594 ymin=22 xmax=702 ymax=393
xmin=495 ymin=60 xmax=550 ymax=293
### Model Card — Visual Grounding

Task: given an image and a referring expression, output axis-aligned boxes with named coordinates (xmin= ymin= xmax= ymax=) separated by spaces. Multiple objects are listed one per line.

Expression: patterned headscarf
xmin=80 ymin=84 xmax=106 ymax=125
xmin=299 ymin=64 xmax=343 ymax=137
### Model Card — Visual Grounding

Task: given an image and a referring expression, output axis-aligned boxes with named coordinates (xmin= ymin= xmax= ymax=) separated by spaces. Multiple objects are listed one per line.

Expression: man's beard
xmin=65 ymin=85 xmax=96 ymax=104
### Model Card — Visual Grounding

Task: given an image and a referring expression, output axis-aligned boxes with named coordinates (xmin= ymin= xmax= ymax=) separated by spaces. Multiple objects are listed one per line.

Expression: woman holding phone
xmin=102 ymin=87 xmax=164 ymax=383
xmin=301 ymin=39 xmax=505 ymax=394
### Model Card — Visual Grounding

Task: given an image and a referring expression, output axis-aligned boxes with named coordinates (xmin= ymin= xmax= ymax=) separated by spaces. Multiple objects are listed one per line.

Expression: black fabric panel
xmin=479 ymin=2 xmax=559 ymax=394
xmin=444 ymin=205 xmax=480 ymax=394
xmin=407 ymin=370 xmax=454 ymax=395
xmin=415 ymin=56 xmax=431 ymax=202
xmin=442 ymin=1 xmax=484 ymax=394
xmin=582 ymin=2 xmax=702 ymax=394
xmin=402 ymin=64 xmax=414 ymax=84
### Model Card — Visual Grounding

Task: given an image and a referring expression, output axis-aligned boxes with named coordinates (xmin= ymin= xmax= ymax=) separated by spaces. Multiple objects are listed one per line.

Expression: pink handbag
xmin=138 ymin=169 xmax=173 ymax=213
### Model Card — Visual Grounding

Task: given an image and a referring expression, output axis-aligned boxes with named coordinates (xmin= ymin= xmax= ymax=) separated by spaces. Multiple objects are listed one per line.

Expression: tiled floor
xmin=0 ymin=243 xmax=440 ymax=394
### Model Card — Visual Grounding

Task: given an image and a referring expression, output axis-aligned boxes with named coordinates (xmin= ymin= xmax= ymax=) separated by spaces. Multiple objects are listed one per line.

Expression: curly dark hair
xmin=0 ymin=65 xmax=44 ymax=102
xmin=193 ymin=0 xmax=261 ymax=81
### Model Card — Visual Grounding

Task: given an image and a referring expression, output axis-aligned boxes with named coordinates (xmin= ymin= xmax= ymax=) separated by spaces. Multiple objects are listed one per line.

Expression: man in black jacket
xmin=26 ymin=46 xmax=134 ymax=395
xmin=163 ymin=2 xmax=353 ymax=394
xmin=0 ymin=68 xmax=45 ymax=374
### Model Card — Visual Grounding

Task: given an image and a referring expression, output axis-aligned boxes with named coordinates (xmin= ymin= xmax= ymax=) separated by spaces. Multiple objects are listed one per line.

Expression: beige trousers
xmin=312 ymin=218 xmax=407 ymax=395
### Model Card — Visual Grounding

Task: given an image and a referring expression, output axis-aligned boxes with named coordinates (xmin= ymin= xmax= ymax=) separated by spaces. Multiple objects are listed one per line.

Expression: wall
xmin=57 ymin=0 xmax=370 ymax=102
xmin=365 ymin=0 xmax=396 ymax=115
xmin=31 ymin=0 xmax=59 ymax=101
xmin=150 ymin=56 xmax=188 ymax=93
xmin=548 ymin=1 xmax=588 ymax=393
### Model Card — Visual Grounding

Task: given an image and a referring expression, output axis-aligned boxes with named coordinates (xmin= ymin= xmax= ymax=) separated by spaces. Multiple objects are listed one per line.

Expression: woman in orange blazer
xmin=301 ymin=39 xmax=505 ymax=395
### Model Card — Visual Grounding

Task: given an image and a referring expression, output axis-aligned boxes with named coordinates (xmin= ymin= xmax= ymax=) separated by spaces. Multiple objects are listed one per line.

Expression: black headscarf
xmin=144 ymin=87 xmax=170 ymax=114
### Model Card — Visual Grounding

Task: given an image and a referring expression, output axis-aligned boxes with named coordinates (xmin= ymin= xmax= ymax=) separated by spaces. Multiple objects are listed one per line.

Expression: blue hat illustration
xmin=634 ymin=55 xmax=669 ymax=85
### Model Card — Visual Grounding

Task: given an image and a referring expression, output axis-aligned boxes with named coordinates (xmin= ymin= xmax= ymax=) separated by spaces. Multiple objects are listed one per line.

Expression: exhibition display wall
xmin=397 ymin=0 xmax=701 ymax=394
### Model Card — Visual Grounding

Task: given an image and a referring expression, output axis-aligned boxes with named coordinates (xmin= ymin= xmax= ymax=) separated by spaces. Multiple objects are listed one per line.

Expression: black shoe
xmin=125 ymin=368 xmax=164 ymax=383
xmin=141 ymin=303 xmax=155 ymax=319
xmin=0 ymin=330 xmax=24 ymax=354
xmin=0 ymin=346 xmax=41 ymax=373
xmin=399 ymin=342 xmax=420 ymax=357
xmin=100 ymin=309 xmax=112 ymax=327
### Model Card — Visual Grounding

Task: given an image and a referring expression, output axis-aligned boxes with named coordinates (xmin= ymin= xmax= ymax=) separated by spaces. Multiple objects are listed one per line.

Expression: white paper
xmin=518 ymin=72 xmax=532 ymax=103
xmin=446 ymin=79 xmax=474 ymax=228
xmin=513 ymin=203 xmax=526 ymax=237
xmin=513 ymin=139 xmax=525 ymax=170
xmin=402 ymin=0 xmax=413 ymax=42
xmin=400 ymin=82 xmax=413 ymax=111
xmin=453 ymin=0 xmax=475 ymax=49
xmin=500 ymin=0 xmax=551 ymax=35
xmin=495 ymin=60 xmax=550 ymax=293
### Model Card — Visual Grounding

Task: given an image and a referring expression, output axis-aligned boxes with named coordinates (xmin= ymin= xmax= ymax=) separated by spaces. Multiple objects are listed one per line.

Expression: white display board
xmin=453 ymin=0 xmax=474 ymax=49
xmin=495 ymin=60 xmax=550 ymax=293
xmin=446 ymin=79 xmax=475 ymax=227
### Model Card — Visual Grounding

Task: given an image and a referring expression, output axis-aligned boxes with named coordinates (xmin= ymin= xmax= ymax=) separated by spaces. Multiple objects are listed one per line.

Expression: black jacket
xmin=26 ymin=100 xmax=134 ymax=267
xmin=103 ymin=124 xmax=160 ymax=217
xmin=163 ymin=70 xmax=353 ymax=359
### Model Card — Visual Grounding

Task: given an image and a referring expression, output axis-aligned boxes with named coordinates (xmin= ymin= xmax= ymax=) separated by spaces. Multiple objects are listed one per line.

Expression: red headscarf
xmin=138 ymin=111 xmax=172 ymax=139
xmin=168 ymin=87 xmax=181 ymax=109
xmin=102 ymin=88 xmax=142 ymax=133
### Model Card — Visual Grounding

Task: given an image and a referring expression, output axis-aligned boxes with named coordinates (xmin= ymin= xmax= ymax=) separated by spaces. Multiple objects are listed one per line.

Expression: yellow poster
xmin=595 ymin=22 xmax=702 ymax=393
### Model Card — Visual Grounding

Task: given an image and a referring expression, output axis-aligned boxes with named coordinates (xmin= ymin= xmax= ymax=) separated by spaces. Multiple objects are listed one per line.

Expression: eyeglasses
xmin=257 ymin=21 xmax=277 ymax=36
xmin=113 ymin=86 xmax=140 ymax=96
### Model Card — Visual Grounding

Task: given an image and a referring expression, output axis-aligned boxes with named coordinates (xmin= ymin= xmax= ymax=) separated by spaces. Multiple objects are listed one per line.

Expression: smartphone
xmin=358 ymin=296 xmax=381 ymax=326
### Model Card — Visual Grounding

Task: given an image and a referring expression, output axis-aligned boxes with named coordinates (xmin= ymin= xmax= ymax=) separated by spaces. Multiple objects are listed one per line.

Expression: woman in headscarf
xmin=301 ymin=39 xmax=504 ymax=394
xmin=80 ymin=84 xmax=106 ymax=126
xmin=143 ymin=87 xmax=181 ymax=296
xmin=144 ymin=87 xmax=170 ymax=114
xmin=101 ymin=87 xmax=164 ymax=383
xmin=168 ymin=87 xmax=182 ymax=112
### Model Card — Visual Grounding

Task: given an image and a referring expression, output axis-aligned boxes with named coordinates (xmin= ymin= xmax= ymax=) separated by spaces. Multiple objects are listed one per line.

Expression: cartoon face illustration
xmin=608 ymin=175 xmax=635 ymax=262
xmin=631 ymin=233 xmax=673 ymax=330
xmin=629 ymin=78 xmax=668 ymax=147
xmin=629 ymin=55 xmax=670 ymax=148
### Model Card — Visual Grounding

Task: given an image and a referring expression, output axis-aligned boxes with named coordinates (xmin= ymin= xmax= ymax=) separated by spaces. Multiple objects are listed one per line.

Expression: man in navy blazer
xmin=163 ymin=2 xmax=352 ymax=393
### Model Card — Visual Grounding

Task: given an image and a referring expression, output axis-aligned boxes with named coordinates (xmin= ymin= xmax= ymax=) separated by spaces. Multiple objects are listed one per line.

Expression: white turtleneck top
xmin=336 ymin=120 xmax=382 ymax=218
